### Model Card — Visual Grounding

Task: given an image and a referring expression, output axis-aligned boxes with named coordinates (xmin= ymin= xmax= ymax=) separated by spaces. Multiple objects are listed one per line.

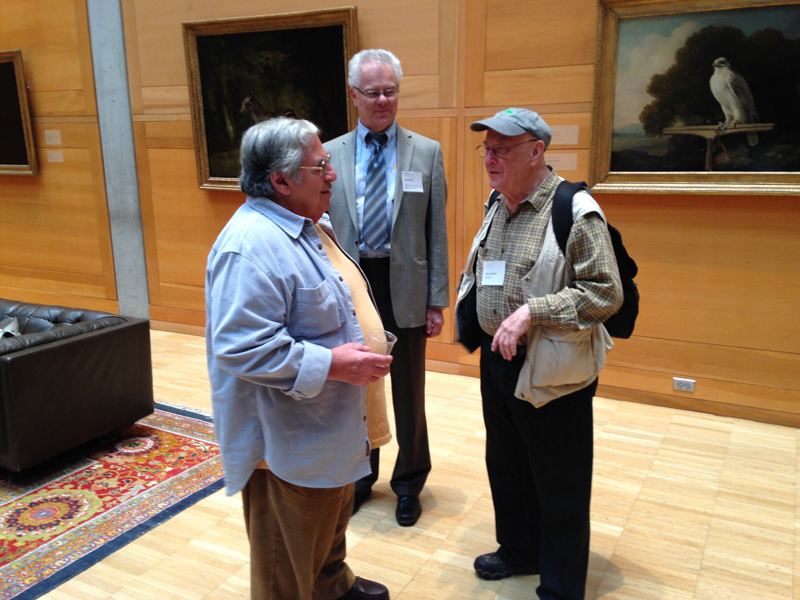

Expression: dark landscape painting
xmin=196 ymin=25 xmax=350 ymax=179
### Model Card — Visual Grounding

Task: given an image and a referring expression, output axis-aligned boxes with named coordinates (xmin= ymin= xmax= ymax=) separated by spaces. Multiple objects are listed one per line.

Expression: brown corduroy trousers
xmin=242 ymin=469 xmax=357 ymax=600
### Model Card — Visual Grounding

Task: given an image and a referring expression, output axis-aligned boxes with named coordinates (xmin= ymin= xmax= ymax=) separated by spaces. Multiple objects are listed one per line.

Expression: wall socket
xmin=673 ymin=377 xmax=696 ymax=392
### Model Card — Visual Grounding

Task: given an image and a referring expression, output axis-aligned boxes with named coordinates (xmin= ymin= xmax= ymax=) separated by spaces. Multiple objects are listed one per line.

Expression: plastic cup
xmin=367 ymin=328 xmax=397 ymax=355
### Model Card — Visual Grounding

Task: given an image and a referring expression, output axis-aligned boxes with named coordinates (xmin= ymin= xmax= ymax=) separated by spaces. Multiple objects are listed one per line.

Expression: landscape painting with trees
xmin=610 ymin=4 xmax=800 ymax=174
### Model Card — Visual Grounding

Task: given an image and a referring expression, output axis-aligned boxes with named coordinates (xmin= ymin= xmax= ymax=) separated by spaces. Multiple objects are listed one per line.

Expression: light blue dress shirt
xmin=205 ymin=197 xmax=371 ymax=495
xmin=355 ymin=120 xmax=397 ymax=257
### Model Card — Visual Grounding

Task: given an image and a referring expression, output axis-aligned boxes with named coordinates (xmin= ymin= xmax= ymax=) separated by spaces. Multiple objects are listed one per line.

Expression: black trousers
xmin=480 ymin=332 xmax=595 ymax=600
xmin=358 ymin=257 xmax=431 ymax=497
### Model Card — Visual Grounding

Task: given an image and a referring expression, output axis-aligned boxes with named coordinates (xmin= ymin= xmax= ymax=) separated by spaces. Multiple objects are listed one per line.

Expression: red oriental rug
xmin=0 ymin=404 xmax=223 ymax=600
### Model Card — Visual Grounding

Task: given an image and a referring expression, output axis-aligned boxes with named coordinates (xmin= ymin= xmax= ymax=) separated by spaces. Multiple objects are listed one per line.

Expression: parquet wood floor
xmin=40 ymin=331 xmax=800 ymax=599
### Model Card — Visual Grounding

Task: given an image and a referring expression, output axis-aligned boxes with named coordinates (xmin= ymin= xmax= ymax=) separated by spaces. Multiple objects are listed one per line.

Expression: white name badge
xmin=481 ymin=261 xmax=506 ymax=286
xmin=401 ymin=171 xmax=424 ymax=192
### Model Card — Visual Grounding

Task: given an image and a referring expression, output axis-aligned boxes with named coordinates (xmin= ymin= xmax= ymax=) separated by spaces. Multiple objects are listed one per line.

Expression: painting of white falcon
xmin=710 ymin=57 xmax=759 ymax=145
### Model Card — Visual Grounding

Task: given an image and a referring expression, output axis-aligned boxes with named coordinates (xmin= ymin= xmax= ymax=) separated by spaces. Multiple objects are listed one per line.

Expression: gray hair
xmin=347 ymin=49 xmax=403 ymax=89
xmin=239 ymin=117 xmax=320 ymax=198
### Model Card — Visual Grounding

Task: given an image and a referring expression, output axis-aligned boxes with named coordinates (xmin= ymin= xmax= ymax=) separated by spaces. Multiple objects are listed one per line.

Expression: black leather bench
xmin=0 ymin=299 xmax=154 ymax=471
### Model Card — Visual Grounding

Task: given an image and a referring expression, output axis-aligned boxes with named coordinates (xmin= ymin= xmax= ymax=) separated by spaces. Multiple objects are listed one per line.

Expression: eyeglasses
xmin=476 ymin=138 xmax=539 ymax=158
xmin=353 ymin=86 xmax=399 ymax=100
xmin=298 ymin=154 xmax=332 ymax=176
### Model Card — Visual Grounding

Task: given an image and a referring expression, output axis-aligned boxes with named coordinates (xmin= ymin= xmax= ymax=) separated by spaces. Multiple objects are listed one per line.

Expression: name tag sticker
xmin=481 ymin=261 xmax=506 ymax=286
xmin=401 ymin=171 xmax=423 ymax=192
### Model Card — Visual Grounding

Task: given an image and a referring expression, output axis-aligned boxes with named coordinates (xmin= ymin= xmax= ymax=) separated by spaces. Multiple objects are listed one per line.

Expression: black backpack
xmin=488 ymin=181 xmax=639 ymax=338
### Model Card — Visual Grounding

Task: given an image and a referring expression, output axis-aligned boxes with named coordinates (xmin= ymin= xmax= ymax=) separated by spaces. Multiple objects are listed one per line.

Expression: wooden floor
xmin=42 ymin=330 xmax=800 ymax=599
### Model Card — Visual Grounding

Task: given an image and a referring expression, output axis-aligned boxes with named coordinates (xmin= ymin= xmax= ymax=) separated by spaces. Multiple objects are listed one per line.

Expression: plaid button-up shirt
xmin=476 ymin=170 xmax=621 ymax=339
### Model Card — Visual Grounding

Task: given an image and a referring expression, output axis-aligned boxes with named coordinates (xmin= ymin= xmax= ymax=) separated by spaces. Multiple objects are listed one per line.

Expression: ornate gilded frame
xmin=591 ymin=0 xmax=800 ymax=194
xmin=183 ymin=8 xmax=358 ymax=191
xmin=0 ymin=50 xmax=37 ymax=176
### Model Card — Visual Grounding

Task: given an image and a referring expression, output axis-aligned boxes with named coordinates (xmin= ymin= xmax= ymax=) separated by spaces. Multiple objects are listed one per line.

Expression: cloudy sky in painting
xmin=613 ymin=6 xmax=800 ymax=128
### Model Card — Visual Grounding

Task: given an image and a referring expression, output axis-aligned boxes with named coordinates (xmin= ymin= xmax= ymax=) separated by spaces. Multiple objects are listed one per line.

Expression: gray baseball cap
xmin=470 ymin=108 xmax=552 ymax=149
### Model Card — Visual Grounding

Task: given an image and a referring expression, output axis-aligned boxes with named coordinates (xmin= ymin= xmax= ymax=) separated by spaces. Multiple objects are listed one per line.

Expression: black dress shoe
xmin=336 ymin=576 xmax=389 ymax=600
xmin=395 ymin=495 xmax=421 ymax=526
xmin=474 ymin=551 xmax=537 ymax=580
xmin=353 ymin=489 xmax=371 ymax=515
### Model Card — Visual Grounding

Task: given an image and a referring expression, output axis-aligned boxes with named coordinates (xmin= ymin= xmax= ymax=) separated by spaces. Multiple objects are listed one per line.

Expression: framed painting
xmin=183 ymin=8 xmax=358 ymax=191
xmin=591 ymin=0 xmax=800 ymax=194
xmin=0 ymin=50 xmax=37 ymax=176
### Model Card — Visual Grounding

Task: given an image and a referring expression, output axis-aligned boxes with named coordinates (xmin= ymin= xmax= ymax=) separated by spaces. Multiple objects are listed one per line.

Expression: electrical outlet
xmin=673 ymin=377 xmax=696 ymax=392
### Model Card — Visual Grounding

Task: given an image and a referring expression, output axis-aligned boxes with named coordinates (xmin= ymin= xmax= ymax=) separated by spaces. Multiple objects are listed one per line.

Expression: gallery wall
xmin=0 ymin=0 xmax=119 ymax=313
xmin=0 ymin=0 xmax=798 ymax=426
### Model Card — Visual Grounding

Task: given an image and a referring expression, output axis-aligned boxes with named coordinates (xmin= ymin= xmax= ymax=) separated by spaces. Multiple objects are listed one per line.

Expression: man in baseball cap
xmin=456 ymin=108 xmax=623 ymax=599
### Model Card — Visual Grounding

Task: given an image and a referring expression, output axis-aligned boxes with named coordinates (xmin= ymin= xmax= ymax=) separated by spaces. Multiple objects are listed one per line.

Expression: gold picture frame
xmin=591 ymin=0 xmax=800 ymax=194
xmin=0 ymin=49 xmax=37 ymax=176
xmin=183 ymin=8 xmax=358 ymax=191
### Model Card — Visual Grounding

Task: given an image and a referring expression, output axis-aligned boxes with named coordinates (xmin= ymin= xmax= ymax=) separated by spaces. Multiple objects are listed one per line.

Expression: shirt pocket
xmin=293 ymin=279 xmax=346 ymax=339
xmin=530 ymin=327 xmax=596 ymax=387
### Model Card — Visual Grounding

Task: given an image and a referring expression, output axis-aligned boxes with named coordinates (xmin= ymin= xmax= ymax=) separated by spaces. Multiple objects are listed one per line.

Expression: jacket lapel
xmin=394 ymin=126 xmax=414 ymax=225
xmin=334 ymin=130 xmax=359 ymax=231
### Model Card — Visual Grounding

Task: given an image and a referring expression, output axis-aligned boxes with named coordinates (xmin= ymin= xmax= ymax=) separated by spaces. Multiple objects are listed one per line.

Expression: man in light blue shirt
xmin=206 ymin=117 xmax=392 ymax=600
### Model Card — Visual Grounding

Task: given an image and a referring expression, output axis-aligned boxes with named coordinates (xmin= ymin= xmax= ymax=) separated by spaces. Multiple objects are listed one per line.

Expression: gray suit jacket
xmin=324 ymin=126 xmax=449 ymax=329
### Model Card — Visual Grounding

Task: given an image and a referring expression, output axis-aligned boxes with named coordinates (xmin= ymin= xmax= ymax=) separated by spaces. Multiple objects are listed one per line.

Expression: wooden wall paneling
xmin=140 ymin=86 xmax=191 ymax=115
xmin=128 ymin=0 xmax=443 ymax=115
xmin=0 ymin=1 xmax=119 ymax=312
xmin=143 ymin=120 xmax=196 ymax=149
xmin=397 ymin=75 xmax=441 ymax=110
xmin=1 ymin=124 xmax=114 ymax=290
xmin=0 ymin=0 xmax=98 ymax=118
xmin=438 ymin=0 xmax=459 ymax=108
xmin=484 ymin=0 xmax=597 ymax=70
xmin=597 ymin=381 xmax=800 ymax=429
xmin=121 ymin=0 xmax=144 ymax=114
xmin=608 ymin=337 xmax=800 ymax=393
xmin=464 ymin=0 xmax=488 ymax=106
xmin=73 ymin=0 xmax=98 ymax=113
xmin=149 ymin=304 xmax=206 ymax=331
xmin=146 ymin=147 xmax=238 ymax=287
xmin=600 ymin=365 xmax=800 ymax=423
xmin=352 ymin=0 xmax=439 ymax=73
xmin=30 ymin=92 xmax=96 ymax=118
xmin=22 ymin=154 xmax=105 ymax=273
xmin=0 ymin=266 xmax=114 ymax=307
xmin=483 ymin=64 xmax=595 ymax=107
xmin=598 ymin=193 xmax=800 ymax=353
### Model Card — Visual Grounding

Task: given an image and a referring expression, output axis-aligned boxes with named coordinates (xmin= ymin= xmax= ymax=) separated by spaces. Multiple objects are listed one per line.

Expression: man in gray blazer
xmin=324 ymin=48 xmax=449 ymax=527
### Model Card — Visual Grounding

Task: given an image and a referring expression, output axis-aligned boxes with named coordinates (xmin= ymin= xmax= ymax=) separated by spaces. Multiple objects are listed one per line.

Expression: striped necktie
xmin=362 ymin=132 xmax=389 ymax=249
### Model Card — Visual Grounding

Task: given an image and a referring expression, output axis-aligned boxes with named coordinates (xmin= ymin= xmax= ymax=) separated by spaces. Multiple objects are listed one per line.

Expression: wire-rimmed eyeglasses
xmin=476 ymin=138 xmax=539 ymax=158
xmin=353 ymin=86 xmax=399 ymax=100
xmin=298 ymin=154 xmax=332 ymax=176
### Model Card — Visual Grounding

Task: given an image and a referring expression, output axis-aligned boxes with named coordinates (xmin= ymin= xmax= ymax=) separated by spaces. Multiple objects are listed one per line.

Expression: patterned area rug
xmin=0 ymin=404 xmax=223 ymax=600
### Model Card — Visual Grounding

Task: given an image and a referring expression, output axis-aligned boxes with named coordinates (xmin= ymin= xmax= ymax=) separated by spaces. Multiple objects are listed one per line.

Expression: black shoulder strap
xmin=552 ymin=181 xmax=589 ymax=255
xmin=488 ymin=189 xmax=501 ymax=209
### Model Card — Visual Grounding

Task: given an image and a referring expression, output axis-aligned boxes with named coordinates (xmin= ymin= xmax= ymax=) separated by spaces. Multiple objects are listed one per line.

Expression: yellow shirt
xmin=316 ymin=224 xmax=392 ymax=448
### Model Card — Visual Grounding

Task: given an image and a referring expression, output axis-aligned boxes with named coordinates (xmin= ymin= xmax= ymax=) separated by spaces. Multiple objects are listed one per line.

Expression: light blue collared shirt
xmin=206 ymin=197 xmax=371 ymax=495
xmin=355 ymin=120 xmax=397 ymax=258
